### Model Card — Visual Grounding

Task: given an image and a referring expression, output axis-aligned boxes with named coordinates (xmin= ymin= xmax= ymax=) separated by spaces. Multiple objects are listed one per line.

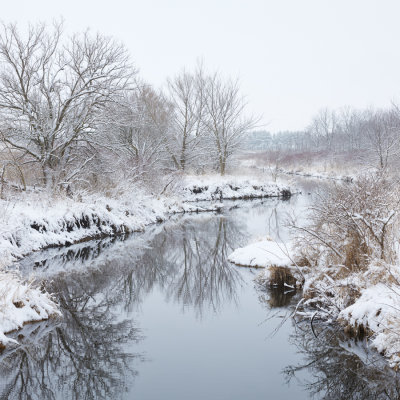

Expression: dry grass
xmin=269 ymin=266 xmax=296 ymax=288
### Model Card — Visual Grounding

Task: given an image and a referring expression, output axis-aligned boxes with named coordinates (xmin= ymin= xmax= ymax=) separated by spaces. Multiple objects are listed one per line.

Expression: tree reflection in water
xmin=0 ymin=212 xmax=246 ymax=399
xmin=0 ymin=266 xmax=143 ymax=400
xmin=283 ymin=321 xmax=400 ymax=399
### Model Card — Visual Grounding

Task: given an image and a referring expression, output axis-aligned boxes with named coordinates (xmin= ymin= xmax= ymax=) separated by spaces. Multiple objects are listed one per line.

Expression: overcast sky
xmin=2 ymin=0 xmax=400 ymax=132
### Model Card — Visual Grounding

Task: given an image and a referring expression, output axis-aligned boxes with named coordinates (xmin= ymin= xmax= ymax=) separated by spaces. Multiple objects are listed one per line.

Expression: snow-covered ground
xmin=228 ymin=237 xmax=305 ymax=289
xmin=277 ymin=168 xmax=354 ymax=182
xmin=0 ymin=173 xmax=291 ymax=269
xmin=338 ymin=281 xmax=400 ymax=367
xmin=0 ymin=270 xmax=60 ymax=348
xmin=179 ymin=174 xmax=292 ymax=201
xmin=231 ymin=234 xmax=400 ymax=368
xmin=228 ymin=238 xmax=292 ymax=268
xmin=0 ymin=174 xmax=291 ymax=347
xmin=302 ymin=261 xmax=400 ymax=368
xmin=0 ymin=187 xmax=224 ymax=270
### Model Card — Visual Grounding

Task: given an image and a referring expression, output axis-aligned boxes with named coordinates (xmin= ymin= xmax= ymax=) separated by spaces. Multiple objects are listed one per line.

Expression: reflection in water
xmin=0 ymin=212 xmax=247 ymax=399
xmin=283 ymin=321 xmax=400 ymax=399
xmin=0 ymin=267 xmax=142 ymax=400
xmin=3 ymin=193 xmax=395 ymax=400
xmin=264 ymin=288 xmax=298 ymax=308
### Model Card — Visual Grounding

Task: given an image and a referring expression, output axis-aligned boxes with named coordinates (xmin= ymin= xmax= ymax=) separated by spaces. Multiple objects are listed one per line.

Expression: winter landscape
xmin=1 ymin=1 xmax=400 ymax=399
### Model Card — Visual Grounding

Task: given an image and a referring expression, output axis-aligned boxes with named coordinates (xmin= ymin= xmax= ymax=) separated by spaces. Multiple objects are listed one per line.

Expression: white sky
xmin=2 ymin=0 xmax=400 ymax=132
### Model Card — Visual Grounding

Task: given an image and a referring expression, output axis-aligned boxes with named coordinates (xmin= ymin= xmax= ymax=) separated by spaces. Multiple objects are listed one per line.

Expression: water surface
xmin=0 ymin=190 xmax=399 ymax=399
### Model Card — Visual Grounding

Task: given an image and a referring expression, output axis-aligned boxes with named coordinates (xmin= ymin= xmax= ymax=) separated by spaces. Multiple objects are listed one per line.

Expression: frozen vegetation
xmin=0 ymin=175 xmax=291 ymax=269
xmin=2 ymin=19 xmax=400 ymax=374
xmin=229 ymin=171 xmax=400 ymax=368
xmin=0 ymin=21 xmax=271 ymax=347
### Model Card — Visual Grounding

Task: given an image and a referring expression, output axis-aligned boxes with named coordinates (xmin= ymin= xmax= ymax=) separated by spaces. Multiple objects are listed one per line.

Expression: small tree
xmin=363 ymin=109 xmax=400 ymax=171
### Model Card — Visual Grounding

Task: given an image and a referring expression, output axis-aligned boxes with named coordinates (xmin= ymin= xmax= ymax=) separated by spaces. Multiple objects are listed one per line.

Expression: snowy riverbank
xmin=179 ymin=174 xmax=292 ymax=201
xmin=0 ymin=174 xmax=292 ymax=347
xmin=228 ymin=236 xmax=400 ymax=368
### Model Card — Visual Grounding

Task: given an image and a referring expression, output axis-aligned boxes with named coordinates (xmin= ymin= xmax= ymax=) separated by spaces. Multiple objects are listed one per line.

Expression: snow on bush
xmin=291 ymin=172 xmax=400 ymax=367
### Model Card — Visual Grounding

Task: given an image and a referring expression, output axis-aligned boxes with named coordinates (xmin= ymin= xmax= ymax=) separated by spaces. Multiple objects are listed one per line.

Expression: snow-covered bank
xmin=0 ymin=271 xmax=60 ymax=348
xmin=0 ymin=190 xmax=223 ymax=269
xmin=228 ymin=238 xmax=305 ymax=288
xmin=0 ymin=174 xmax=291 ymax=269
xmin=301 ymin=262 xmax=400 ymax=368
xmin=179 ymin=174 xmax=292 ymax=201
xmin=0 ymin=174 xmax=291 ymax=347
xmin=228 ymin=238 xmax=292 ymax=268
xmin=278 ymin=168 xmax=354 ymax=182
xmin=230 ymin=235 xmax=400 ymax=368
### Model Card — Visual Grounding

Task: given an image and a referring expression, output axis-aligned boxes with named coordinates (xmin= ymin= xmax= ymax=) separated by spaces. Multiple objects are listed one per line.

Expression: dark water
xmin=0 ymin=191 xmax=399 ymax=399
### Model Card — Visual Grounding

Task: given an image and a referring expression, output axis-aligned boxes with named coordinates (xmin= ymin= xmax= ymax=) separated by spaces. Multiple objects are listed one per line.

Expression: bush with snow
xmin=291 ymin=172 xmax=400 ymax=367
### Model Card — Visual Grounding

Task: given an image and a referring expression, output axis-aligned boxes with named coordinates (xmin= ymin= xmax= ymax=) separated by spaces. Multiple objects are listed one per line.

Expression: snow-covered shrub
xmin=292 ymin=172 xmax=400 ymax=366
xmin=295 ymin=171 xmax=400 ymax=271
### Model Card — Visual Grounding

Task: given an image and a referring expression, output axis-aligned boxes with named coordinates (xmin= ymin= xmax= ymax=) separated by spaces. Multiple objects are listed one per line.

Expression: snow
xmin=338 ymin=282 xmax=400 ymax=367
xmin=0 ymin=270 xmax=60 ymax=347
xmin=228 ymin=238 xmax=293 ymax=268
xmin=178 ymin=174 xmax=291 ymax=201
xmin=295 ymin=258 xmax=400 ymax=368
xmin=0 ymin=189 xmax=223 ymax=269
xmin=0 ymin=174 xmax=292 ymax=347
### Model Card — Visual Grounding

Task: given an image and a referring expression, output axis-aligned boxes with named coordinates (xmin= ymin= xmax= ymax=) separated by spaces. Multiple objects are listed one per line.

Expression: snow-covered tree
xmin=0 ymin=21 xmax=135 ymax=189
xmin=167 ymin=64 xmax=206 ymax=171
xmin=95 ymin=83 xmax=173 ymax=188
xmin=203 ymin=73 xmax=257 ymax=175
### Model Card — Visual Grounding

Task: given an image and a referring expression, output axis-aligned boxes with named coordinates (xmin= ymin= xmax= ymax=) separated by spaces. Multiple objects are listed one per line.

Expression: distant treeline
xmin=245 ymin=106 xmax=400 ymax=171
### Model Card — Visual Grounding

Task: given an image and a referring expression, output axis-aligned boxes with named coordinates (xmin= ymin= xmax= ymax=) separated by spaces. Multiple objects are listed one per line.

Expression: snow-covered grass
xmin=297 ymin=260 xmax=400 ymax=367
xmin=288 ymin=172 xmax=400 ymax=368
xmin=178 ymin=174 xmax=292 ymax=201
xmin=227 ymin=171 xmax=400 ymax=368
xmin=276 ymin=168 xmax=355 ymax=182
xmin=238 ymin=151 xmax=361 ymax=182
xmin=231 ymin=235 xmax=400 ymax=367
xmin=0 ymin=270 xmax=60 ymax=348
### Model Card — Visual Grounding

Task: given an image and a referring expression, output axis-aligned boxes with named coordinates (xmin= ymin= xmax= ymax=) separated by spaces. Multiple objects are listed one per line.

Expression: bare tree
xmin=167 ymin=63 xmax=206 ymax=171
xmin=0 ymin=21 xmax=135 ymax=189
xmin=95 ymin=82 xmax=173 ymax=189
xmin=203 ymin=73 xmax=257 ymax=175
xmin=293 ymin=172 xmax=400 ymax=269
xmin=308 ymin=108 xmax=338 ymax=151
xmin=363 ymin=108 xmax=400 ymax=171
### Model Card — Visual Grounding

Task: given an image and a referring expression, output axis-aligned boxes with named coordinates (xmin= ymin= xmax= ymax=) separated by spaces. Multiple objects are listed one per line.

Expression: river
xmin=0 ymin=181 xmax=399 ymax=399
